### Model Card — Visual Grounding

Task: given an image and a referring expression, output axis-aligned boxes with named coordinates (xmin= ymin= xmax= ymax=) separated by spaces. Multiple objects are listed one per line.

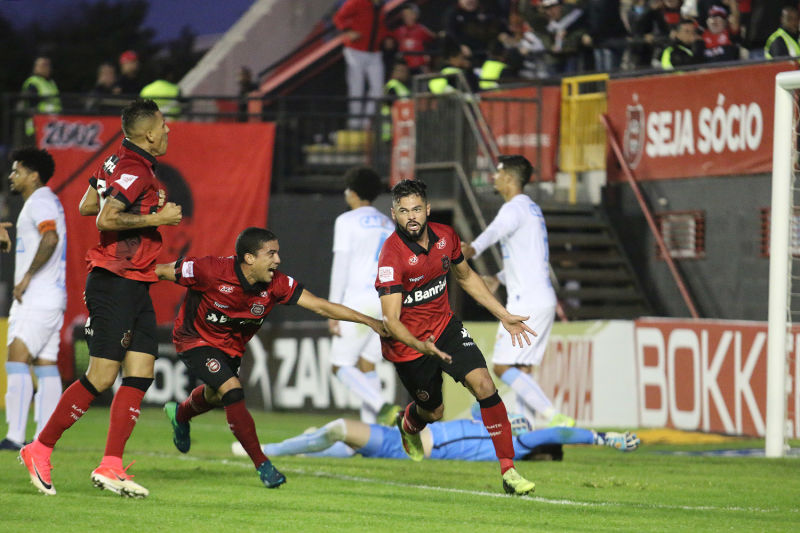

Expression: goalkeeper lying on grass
xmin=233 ymin=412 xmax=640 ymax=461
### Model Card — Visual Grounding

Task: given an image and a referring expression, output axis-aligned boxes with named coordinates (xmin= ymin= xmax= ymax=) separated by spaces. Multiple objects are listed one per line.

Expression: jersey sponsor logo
xmin=218 ymin=285 xmax=234 ymax=293
xmin=213 ymin=301 xmax=229 ymax=309
xmin=102 ymin=155 xmax=119 ymax=176
xmin=378 ymin=266 xmax=394 ymax=282
xmin=402 ymin=275 xmax=447 ymax=307
xmin=408 ymin=255 xmax=418 ymax=265
xmin=84 ymin=316 xmax=93 ymax=338
xmin=120 ymin=329 xmax=132 ymax=348
xmin=409 ymin=274 xmax=425 ymax=282
xmin=182 ymin=261 xmax=195 ymax=279
xmin=441 ymin=255 xmax=450 ymax=271
xmin=41 ymin=120 xmax=103 ymax=151
xmin=250 ymin=303 xmax=265 ymax=316
xmin=206 ymin=358 xmax=221 ymax=373
xmin=436 ymin=238 xmax=447 ymax=249
xmin=205 ymin=309 xmax=264 ymax=327
xmin=115 ymin=173 xmax=139 ymax=190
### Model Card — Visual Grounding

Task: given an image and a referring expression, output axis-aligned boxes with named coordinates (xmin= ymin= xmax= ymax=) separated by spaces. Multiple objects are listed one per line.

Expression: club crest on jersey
xmin=441 ymin=255 xmax=450 ymax=271
xmin=408 ymin=255 xmax=418 ymax=265
xmin=250 ymin=303 xmax=266 ymax=316
xmin=120 ymin=329 xmax=132 ymax=348
xmin=206 ymin=358 xmax=221 ymax=373
xmin=219 ymin=285 xmax=234 ymax=294
xmin=260 ymin=291 xmax=268 ymax=297
xmin=436 ymin=238 xmax=446 ymax=249
xmin=415 ymin=389 xmax=430 ymax=402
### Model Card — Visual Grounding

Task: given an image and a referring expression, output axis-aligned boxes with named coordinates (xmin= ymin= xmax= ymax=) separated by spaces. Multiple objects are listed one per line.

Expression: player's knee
xmin=121 ymin=376 xmax=154 ymax=392
xmin=492 ymin=363 xmax=510 ymax=377
xmin=425 ymin=404 xmax=444 ymax=422
xmin=220 ymin=387 xmax=245 ymax=406
xmin=472 ymin=378 xmax=497 ymax=400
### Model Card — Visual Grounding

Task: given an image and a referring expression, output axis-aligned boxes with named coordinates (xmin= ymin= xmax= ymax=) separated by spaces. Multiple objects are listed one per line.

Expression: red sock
xmin=37 ymin=378 xmax=97 ymax=448
xmin=402 ymin=402 xmax=427 ymax=434
xmin=479 ymin=393 xmax=515 ymax=474
xmin=225 ymin=400 xmax=267 ymax=468
xmin=177 ymin=385 xmax=214 ymax=423
xmin=103 ymin=385 xmax=145 ymax=460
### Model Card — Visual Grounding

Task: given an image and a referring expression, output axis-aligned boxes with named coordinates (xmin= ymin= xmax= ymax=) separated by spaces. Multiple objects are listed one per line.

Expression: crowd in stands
xmin=332 ymin=0 xmax=800 ymax=100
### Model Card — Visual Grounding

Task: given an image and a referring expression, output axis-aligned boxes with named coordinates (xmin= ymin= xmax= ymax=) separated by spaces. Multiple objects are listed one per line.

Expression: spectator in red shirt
xmin=702 ymin=5 xmax=741 ymax=62
xmin=392 ymin=3 xmax=436 ymax=73
xmin=333 ymin=0 xmax=390 ymax=129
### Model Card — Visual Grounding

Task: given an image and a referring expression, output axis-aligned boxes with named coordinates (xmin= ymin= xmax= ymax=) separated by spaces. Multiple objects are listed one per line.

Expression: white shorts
xmin=329 ymin=320 xmax=382 ymax=367
xmin=7 ymin=300 xmax=64 ymax=362
xmin=491 ymin=304 xmax=555 ymax=366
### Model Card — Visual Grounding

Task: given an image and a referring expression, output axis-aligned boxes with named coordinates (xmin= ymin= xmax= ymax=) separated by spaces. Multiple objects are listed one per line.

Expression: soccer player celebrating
xmin=1 ymin=148 xmax=66 ymax=451
xmin=375 ymin=179 xmax=537 ymax=496
xmin=157 ymin=227 xmax=387 ymax=488
xmin=462 ymin=155 xmax=573 ymax=427
xmin=19 ymin=99 xmax=182 ymax=498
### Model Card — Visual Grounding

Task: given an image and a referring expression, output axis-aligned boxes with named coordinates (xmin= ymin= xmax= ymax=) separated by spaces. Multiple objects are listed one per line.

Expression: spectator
xmin=392 ymin=3 xmax=436 ymax=74
xmin=694 ymin=0 xmax=739 ymax=30
xmin=702 ymin=5 xmax=741 ymax=62
xmin=660 ymin=18 xmax=705 ymax=68
xmin=85 ymin=62 xmax=121 ymax=113
xmin=20 ymin=56 xmax=61 ymax=139
xmin=428 ymin=41 xmax=479 ymax=94
xmin=140 ymin=67 xmax=183 ymax=120
xmin=765 ymin=6 xmax=800 ymax=59
xmin=478 ymin=39 xmax=515 ymax=89
xmin=505 ymin=10 xmax=549 ymax=79
xmin=662 ymin=0 xmax=684 ymax=29
xmin=527 ymin=0 xmax=588 ymax=76
xmin=237 ymin=66 xmax=258 ymax=122
xmin=745 ymin=0 xmax=796 ymax=59
xmin=582 ymin=0 xmax=630 ymax=72
xmin=117 ymin=50 xmax=144 ymax=95
xmin=444 ymin=0 xmax=512 ymax=64
xmin=631 ymin=0 xmax=673 ymax=67
xmin=381 ymin=62 xmax=411 ymax=142
xmin=333 ymin=0 xmax=389 ymax=130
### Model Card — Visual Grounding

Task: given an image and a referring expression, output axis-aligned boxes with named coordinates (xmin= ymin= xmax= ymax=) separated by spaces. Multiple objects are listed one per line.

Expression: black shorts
xmin=84 ymin=268 xmax=158 ymax=361
xmin=179 ymin=346 xmax=242 ymax=391
xmin=393 ymin=317 xmax=487 ymax=411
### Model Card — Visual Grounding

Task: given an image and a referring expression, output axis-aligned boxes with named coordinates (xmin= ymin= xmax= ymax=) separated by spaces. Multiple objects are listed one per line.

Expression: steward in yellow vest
xmin=21 ymin=56 xmax=62 ymax=137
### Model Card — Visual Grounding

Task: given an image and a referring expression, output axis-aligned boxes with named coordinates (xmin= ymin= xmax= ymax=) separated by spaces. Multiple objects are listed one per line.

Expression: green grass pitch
xmin=2 ymin=407 xmax=798 ymax=532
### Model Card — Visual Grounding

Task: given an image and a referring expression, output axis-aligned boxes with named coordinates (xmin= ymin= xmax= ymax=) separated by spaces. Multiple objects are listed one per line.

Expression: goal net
xmin=767 ymin=71 xmax=800 ymax=457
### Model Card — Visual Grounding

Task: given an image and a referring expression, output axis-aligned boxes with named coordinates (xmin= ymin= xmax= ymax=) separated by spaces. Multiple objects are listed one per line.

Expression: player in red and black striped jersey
xmin=155 ymin=227 xmax=387 ymax=488
xmin=375 ymin=179 xmax=538 ymax=496
xmin=21 ymin=99 xmax=182 ymax=498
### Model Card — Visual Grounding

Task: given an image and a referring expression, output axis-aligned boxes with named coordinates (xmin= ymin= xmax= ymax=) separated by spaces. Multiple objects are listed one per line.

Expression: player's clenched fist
xmin=158 ymin=202 xmax=182 ymax=226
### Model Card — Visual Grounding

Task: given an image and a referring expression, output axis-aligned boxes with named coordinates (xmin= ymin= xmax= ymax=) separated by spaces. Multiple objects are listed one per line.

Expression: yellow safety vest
xmin=428 ymin=66 xmax=462 ymax=94
xmin=381 ymin=79 xmax=411 ymax=142
xmin=140 ymin=80 xmax=182 ymax=118
xmin=479 ymin=60 xmax=507 ymax=90
xmin=660 ymin=44 xmax=693 ymax=70
xmin=765 ymin=28 xmax=800 ymax=59
xmin=21 ymin=75 xmax=61 ymax=136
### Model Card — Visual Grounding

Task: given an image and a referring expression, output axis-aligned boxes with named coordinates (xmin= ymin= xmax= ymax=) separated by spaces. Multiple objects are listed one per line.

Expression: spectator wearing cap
xmin=694 ymin=0 xmax=739 ymax=31
xmin=765 ymin=6 xmax=800 ymax=59
xmin=117 ymin=50 xmax=144 ymax=95
xmin=701 ymin=5 xmax=741 ymax=62
xmin=660 ymin=18 xmax=704 ymax=69
xmin=391 ymin=3 xmax=436 ymax=74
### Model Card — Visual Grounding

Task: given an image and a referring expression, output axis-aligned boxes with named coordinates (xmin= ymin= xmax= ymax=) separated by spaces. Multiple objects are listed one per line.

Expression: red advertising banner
xmin=634 ymin=318 xmax=799 ymax=437
xmin=390 ymin=99 xmax=415 ymax=186
xmin=480 ymin=86 xmax=560 ymax=182
xmin=606 ymin=62 xmax=797 ymax=181
xmin=34 ymin=115 xmax=275 ymax=378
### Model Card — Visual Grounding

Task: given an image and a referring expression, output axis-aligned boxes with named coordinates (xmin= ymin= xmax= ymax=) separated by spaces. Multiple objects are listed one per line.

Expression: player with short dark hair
xmin=376 ymin=178 xmax=538 ymax=495
xmin=157 ymin=226 xmax=387 ymax=489
xmin=20 ymin=98 xmax=182 ymax=498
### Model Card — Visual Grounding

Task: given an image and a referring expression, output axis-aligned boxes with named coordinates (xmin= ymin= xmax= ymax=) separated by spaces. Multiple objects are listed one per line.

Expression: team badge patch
xmin=206 ymin=358 xmax=221 ymax=373
xmin=441 ymin=255 xmax=450 ymax=271
xmin=120 ymin=329 xmax=132 ymax=348
xmin=250 ymin=303 xmax=266 ymax=316
xmin=260 ymin=291 xmax=268 ymax=297
xmin=415 ymin=389 xmax=430 ymax=402
xmin=436 ymin=238 xmax=446 ymax=249
xmin=378 ymin=266 xmax=394 ymax=282
xmin=408 ymin=255 xmax=418 ymax=265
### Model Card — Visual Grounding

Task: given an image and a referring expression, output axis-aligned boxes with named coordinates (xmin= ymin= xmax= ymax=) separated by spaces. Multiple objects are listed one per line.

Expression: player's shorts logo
xmin=408 ymin=255 xmax=418 ymax=265
xmin=441 ymin=255 xmax=450 ymax=271
xmin=84 ymin=317 xmax=94 ymax=338
xmin=206 ymin=358 xmax=221 ymax=373
xmin=250 ymin=303 xmax=266 ymax=316
xmin=415 ymin=389 xmax=430 ymax=402
xmin=120 ymin=329 xmax=131 ymax=348
xmin=436 ymin=238 xmax=446 ymax=249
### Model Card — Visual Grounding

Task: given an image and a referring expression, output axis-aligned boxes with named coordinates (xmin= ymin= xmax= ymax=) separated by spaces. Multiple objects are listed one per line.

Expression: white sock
xmin=500 ymin=367 xmax=554 ymax=420
xmin=359 ymin=371 xmax=382 ymax=423
xmin=515 ymin=394 xmax=537 ymax=429
xmin=336 ymin=366 xmax=384 ymax=414
xmin=5 ymin=362 xmax=33 ymax=444
xmin=263 ymin=419 xmax=347 ymax=456
xmin=33 ymin=365 xmax=62 ymax=440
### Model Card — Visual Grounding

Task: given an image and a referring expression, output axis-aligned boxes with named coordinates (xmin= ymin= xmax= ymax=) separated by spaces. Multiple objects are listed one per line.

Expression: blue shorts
xmin=357 ymin=425 xmax=408 ymax=459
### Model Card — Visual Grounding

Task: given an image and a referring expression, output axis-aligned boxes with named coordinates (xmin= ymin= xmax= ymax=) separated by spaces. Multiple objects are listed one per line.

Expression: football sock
xmin=178 ymin=385 xmax=214 ymax=423
xmin=103 ymin=382 xmax=147 ymax=460
xmin=33 ymin=365 xmax=62 ymax=441
xmin=359 ymin=370 xmax=382 ymax=423
xmin=479 ymin=392 xmax=515 ymax=474
xmin=263 ymin=419 xmax=346 ymax=456
xmin=402 ymin=402 xmax=427 ymax=434
xmin=38 ymin=375 xmax=98 ymax=449
xmin=336 ymin=366 xmax=384 ymax=414
xmin=500 ymin=367 xmax=555 ymax=419
xmin=4 ymin=362 xmax=33 ymax=445
xmin=225 ymin=400 xmax=268 ymax=468
xmin=304 ymin=441 xmax=356 ymax=458
xmin=517 ymin=427 xmax=594 ymax=451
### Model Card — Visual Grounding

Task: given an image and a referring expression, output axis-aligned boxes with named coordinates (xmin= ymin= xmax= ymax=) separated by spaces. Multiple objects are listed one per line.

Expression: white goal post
xmin=767 ymin=71 xmax=800 ymax=458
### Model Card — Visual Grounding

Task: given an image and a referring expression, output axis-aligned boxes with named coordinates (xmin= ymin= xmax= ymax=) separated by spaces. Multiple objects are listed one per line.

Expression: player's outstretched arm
xmin=0 ymin=222 xmax=11 ymax=252
xmin=79 ymin=185 xmax=100 ymax=216
xmin=296 ymin=289 xmax=388 ymax=336
xmin=380 ymin=292 xmax=452 ymax=363
xmin=155 ymin=261 xmax=178 ymax=282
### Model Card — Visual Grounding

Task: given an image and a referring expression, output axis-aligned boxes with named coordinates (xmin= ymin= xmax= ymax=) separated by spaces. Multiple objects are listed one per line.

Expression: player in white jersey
xmin=1 ymin=148 xmax=66 ymax=451
xmin=328 ymin=167 xmax=399 ymax=424
xmin=462 ymin=155 xmax=573 ymax=428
